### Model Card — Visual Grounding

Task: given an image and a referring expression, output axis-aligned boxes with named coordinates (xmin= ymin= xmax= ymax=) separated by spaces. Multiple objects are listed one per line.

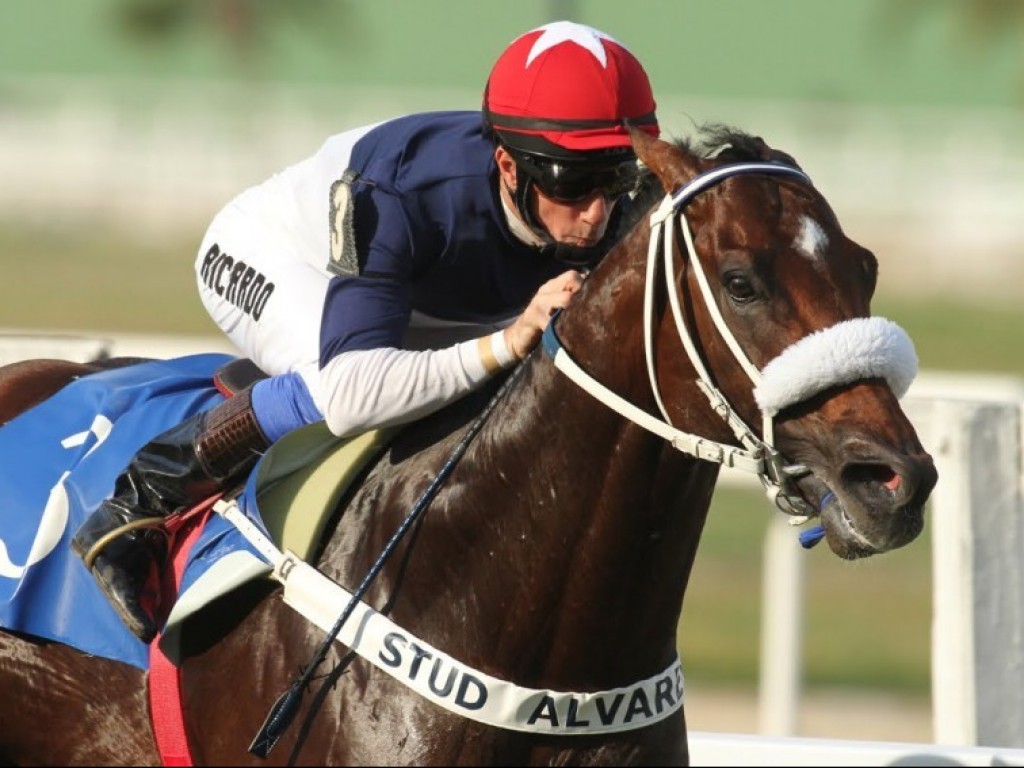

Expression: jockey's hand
xmin=504 ymin=270 xmax=586 ymax=360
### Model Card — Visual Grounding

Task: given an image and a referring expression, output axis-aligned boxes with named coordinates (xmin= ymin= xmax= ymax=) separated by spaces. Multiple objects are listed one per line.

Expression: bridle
xmin=542 ymin=161 xmax=918 ymax=520
xmin=645 ymin=162 xmax=815 ymax=516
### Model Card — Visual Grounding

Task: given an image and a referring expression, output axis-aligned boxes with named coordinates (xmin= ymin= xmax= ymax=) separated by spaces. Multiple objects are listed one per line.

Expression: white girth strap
xmin=214 ymin=499 xmax=686 ymax=736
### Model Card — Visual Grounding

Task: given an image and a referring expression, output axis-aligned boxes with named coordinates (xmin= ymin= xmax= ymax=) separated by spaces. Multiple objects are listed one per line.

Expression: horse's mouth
xmin=817 ymin=489 xmax=878 ymax=559
xmin=788 ymin=470 xmax=920 ymax=560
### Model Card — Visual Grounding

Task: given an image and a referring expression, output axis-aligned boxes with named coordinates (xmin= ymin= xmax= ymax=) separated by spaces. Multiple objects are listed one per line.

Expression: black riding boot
xmin=70 ymin=386 xmax=270 ymax=643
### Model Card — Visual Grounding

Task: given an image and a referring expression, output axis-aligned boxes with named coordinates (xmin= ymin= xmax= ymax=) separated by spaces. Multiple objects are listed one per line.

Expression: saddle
xmin=251 ymin=420 xmax=396 ymax=561
xmin=207 ymin=356 xmax=397 ymax=558
xmin=158 ymin=358 xmax=397 ymax=645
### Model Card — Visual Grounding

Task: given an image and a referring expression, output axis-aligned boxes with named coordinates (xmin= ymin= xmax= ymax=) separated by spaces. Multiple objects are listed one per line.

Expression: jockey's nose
xmin=579 ymin=192 xmax=612 ymax=223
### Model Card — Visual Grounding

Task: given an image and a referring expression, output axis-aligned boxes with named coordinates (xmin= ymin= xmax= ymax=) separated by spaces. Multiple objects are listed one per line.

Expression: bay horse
xmin=0 ymin=125 xmax=936 ymax=766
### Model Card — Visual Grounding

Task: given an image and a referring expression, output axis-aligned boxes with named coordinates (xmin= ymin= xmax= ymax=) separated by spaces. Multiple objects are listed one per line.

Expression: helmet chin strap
xmin=507 ymin=175 xmax=603 ymax=268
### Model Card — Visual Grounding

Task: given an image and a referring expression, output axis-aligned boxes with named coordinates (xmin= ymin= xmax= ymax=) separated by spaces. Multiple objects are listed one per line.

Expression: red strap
xmin=148 ymin=495 xmax=222 ymax=767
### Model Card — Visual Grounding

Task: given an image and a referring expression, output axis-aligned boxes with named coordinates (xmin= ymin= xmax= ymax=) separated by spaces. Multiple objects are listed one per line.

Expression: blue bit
xmin=799 ymin=525 xmax=826 ymax=549
xmin=799 ymin=491 xmax=837 ymax=549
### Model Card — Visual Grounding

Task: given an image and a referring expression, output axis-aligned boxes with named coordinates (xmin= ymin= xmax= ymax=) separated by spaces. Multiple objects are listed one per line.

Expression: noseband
xmin=543 ymin=161 xmax=918 ymax=521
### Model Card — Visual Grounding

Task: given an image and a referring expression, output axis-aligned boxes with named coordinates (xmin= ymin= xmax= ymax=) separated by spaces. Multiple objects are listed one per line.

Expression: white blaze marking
xmin=795 ymin=215 xmax=828 ymax=260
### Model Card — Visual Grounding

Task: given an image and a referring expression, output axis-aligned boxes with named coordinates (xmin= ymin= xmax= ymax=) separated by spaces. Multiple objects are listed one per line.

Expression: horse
xmin=0 ymin=125 xmax=937 ymax=766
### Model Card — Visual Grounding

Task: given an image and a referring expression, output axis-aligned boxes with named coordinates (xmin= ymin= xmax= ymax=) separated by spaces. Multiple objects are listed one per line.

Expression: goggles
xmin=508 ymin=147 xmax=640 ymax=203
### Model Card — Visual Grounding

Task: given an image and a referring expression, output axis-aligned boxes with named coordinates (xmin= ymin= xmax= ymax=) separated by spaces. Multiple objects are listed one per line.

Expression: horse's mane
xmin=612 ymin=123 xmax=801 ymax=244
xmin=681 ymin=122 xmax=800 ymax=167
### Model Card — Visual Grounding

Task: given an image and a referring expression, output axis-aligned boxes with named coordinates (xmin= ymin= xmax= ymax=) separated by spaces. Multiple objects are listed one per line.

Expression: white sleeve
xmin=316 ymin=332 xmax=518 ymax=438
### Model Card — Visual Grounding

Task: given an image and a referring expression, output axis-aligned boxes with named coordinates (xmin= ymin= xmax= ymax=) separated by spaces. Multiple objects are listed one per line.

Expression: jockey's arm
xmin=250 ymin=267 xmax=583 ymax=442
xmin=249 ymin=271 xmax=581 ymax=441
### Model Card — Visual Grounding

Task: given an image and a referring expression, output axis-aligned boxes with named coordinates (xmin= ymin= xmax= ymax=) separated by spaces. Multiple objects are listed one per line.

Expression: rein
xmin=247 ymin=363 xmax=530 ymax=759
xmin=543 ymin=161 xmax=918 ymax=529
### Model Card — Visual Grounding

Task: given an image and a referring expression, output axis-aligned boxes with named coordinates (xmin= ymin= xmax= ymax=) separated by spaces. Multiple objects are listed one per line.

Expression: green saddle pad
xmin=254 ymin=422 xmax=397 ymax=560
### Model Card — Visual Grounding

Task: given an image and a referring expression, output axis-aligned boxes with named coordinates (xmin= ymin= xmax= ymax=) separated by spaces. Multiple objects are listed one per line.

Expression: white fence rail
xmin=2 ymin=331 xmax=1023 ymax=760
xmin=0 ymin=329 xmax=239 ymax=367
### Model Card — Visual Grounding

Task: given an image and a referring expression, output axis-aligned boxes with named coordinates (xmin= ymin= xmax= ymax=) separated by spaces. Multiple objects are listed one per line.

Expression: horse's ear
xmin=628 ymin=126 xmax=700 ymax=193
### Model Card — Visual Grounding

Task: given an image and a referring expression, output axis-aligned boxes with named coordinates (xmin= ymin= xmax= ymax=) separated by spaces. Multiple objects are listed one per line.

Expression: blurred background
xmin=2 ymin=0 xmax=1022 ymax=746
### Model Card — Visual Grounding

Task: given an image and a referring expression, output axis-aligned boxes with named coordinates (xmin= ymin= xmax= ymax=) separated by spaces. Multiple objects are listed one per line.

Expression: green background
xmin=2 ymin=0 xmax=1021 ymax=108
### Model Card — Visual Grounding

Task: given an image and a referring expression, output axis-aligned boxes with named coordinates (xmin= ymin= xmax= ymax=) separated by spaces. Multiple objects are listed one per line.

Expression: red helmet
xmin=483 ymin=21 xmax=659 ymax=160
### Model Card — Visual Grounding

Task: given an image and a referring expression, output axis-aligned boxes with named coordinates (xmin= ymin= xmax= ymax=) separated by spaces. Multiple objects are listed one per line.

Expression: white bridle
xmin=542 ymin=162 xmax=918 ymax=518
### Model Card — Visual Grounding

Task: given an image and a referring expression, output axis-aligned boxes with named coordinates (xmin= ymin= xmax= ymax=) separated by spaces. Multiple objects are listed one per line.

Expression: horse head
xmin=597 ymin=126 xmax=936 ymax=559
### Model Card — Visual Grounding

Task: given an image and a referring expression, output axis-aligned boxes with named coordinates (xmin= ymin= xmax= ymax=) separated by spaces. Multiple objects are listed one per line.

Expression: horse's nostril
xmin=845 ymin=463 xmax=897 ymax=489
xmin=840 ymin=462 xmax=910 ymax=511
xmin=843 ymin=456 xmax=936 ymax=512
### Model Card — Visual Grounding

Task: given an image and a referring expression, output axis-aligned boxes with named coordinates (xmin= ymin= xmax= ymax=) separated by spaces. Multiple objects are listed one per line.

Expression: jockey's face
xmin=532 ymin=185 xmax=615 ymax=248
xmin=495 ymin=146 xmax=617 ymax=248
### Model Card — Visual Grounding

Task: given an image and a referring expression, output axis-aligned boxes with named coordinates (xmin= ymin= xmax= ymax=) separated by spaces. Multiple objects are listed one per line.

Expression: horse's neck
xmin=480 ymin=355 xmax=717 ymax=656
xmin=401 ymin=334 xmax=714 ymax=686
xmin=480 ymin=254 xmax=720 ymax=679
xmin=328 ymin=249 xmax=717 ymax=688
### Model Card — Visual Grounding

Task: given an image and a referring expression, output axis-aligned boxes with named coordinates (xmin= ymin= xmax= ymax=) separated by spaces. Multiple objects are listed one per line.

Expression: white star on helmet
xmin=524 ymin=21 xmax=622 ymax=68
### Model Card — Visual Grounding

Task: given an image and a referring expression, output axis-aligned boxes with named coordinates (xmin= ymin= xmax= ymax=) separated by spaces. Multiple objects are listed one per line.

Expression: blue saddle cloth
xmin=0 ymin=354 xmax=277 ymax=670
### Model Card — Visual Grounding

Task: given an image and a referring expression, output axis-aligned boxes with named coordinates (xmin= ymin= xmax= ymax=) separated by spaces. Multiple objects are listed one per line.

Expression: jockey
xmin=71 ymin=20 xmax=660 ymax=643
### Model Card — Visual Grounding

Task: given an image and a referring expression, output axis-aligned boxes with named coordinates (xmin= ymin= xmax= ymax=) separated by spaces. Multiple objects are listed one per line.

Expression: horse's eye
xmin=724 ymin=273 xmax=757 ymax=303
